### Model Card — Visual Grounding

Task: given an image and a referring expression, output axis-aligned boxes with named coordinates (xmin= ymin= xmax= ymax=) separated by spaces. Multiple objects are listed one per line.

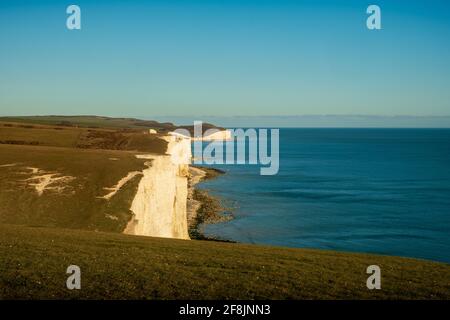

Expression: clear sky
xmin=1 ymin=0 xmax=450 ymax=122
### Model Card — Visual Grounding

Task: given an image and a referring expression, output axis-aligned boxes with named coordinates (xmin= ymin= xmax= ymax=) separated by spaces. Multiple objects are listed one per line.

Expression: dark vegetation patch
xmin=76 ymin=130 xmax=167 ymax=153
xmin=0 ymin=140 xmax=39 ymax=145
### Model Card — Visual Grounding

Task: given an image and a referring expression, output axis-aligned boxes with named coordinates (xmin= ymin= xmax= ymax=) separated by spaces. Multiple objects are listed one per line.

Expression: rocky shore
xmin=187 ymin=166 xmax=233 ymax=240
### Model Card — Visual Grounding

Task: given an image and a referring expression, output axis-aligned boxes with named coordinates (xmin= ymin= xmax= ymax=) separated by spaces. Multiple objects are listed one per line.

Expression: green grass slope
xmin=0 ymin=144 xmax=146 ymax=232
xmin=0 ymin=224 xmax=448 ymax=300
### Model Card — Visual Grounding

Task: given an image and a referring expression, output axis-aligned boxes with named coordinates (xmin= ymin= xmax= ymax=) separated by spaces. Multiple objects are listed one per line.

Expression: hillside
xmin=1 ymin=223 xmax=449 ymax=300
xmin=0 ymin=144 xmax=147 ymax=231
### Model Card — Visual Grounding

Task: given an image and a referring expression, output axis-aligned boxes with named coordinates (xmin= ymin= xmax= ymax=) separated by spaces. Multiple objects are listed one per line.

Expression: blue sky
xmin=1 ymin=0 xmax=450 ymax=125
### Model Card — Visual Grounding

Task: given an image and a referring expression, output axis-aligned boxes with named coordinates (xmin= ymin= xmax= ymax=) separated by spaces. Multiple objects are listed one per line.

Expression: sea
xmin=197 ymin=128 xmax=450 ymax=263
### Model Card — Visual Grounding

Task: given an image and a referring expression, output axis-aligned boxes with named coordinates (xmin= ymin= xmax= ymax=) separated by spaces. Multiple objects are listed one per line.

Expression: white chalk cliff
xmin=124 ymin=129 xmax=229 ymax=240
xmin=192 ymin=129 xmax=232 ymax=141
xmin=124 ymin=134 xmax=191 ymax=240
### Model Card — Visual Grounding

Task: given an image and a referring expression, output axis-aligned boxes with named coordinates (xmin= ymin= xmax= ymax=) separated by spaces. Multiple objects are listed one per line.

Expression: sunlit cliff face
xmin=124 ymin=135 xmax=191 ymax=240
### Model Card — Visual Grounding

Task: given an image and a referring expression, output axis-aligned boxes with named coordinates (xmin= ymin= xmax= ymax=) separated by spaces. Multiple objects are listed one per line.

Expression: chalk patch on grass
xmin=26 ymin=167 xmax=41 ymax=174
xmin=24 ymin=173 xmax=76 ymax=196
xmin=105 ymin=214 xmax=119 ymax=221
xmin=0 ymin=163 xmax=18 ymax=168
xmin=16 ymin=167 xmax=42 ymax=175
xmin=98 ymin=171 xmax=142 ymax=200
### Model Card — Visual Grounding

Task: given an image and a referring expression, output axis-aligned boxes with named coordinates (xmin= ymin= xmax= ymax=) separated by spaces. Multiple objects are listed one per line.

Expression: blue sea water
xmin=198 ymin=129 xmax=450 ymax=263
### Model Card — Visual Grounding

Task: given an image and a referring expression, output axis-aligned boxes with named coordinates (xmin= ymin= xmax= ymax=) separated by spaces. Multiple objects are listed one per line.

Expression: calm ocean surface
xmin=198 ymin=129 xmax=450 ymax=263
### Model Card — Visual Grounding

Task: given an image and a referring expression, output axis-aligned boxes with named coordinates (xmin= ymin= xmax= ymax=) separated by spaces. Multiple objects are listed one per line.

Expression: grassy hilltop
xmin=0 ymin=116 xmax=449 ymax=300
xmin=0 ymin=115 xmax=221 ymax=134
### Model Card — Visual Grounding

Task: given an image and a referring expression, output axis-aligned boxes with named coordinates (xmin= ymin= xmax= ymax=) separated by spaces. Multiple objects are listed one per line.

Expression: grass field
xmin=0 ymin=115 xmax=176 ymax=131
xmin=0 ymin=223 xmax=448 ymax=299
xmin=0 ymin=121 xmax=167 ymax=152
xmin=0 ymin=144 xmax=147 ymax=232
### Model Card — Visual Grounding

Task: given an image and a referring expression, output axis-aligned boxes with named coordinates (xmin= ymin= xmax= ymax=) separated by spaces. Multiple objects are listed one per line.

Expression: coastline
xmin=187 ymin=166 xmax=234 ymax=241
xmin=1 ymin=117 xmax=450 ymax=299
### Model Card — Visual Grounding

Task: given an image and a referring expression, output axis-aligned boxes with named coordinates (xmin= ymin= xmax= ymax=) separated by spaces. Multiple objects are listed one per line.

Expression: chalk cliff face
xmin=200 ymin=129 xmax=232 ymax=141
xmin=164 ymin=133 xmax=192 ymax=168
xmin=190 ymin=129 xmax=232 ymax=141
xmin=123 ymin=130 xmax=229 ymax=240
xmin=124 ymin=134 xmax=192 ymax=240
